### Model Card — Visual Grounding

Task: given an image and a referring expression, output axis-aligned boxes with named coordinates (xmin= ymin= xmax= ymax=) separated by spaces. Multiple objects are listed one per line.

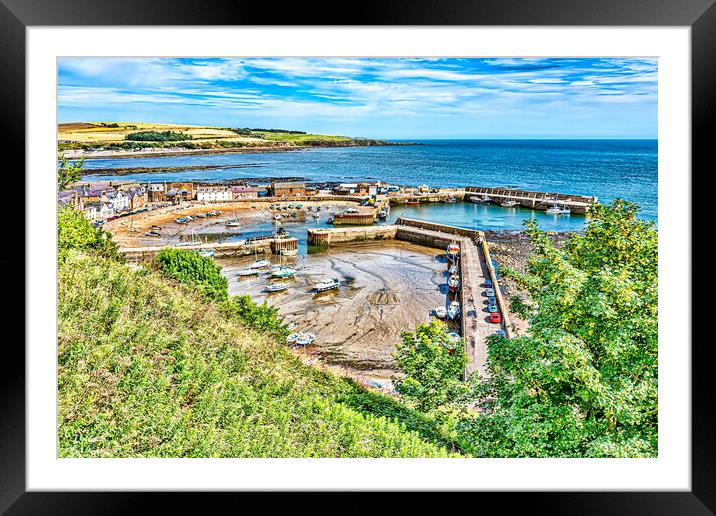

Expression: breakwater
xmin=465 ymin=186 xmax=597 ymax=214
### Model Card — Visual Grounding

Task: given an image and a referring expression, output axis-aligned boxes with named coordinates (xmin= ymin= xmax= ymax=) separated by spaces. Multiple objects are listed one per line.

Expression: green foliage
xmin=125 ymin=130 xmax=192 ymax=142
xmin=393 ymin=320 xmax=470 ymax=412
xmin=224 ymin=295 xmax=288 ymax=339
xmin=57 ymin=206 xmax=120 ymax=261
xmin=57 ymin=156 xmax=84 ymax=191
xmin=459 ymin=199 xmax=658 ymax=457
xmin=57 ymin=252 xmax=458 ymax=457
xmin=155 ymin=248 xmax=228 ymax=302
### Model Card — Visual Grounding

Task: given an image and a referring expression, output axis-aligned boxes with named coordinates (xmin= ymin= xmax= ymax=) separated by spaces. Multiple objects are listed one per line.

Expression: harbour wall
xmin=465 ymin=186 xmax=596 ymax=214
xmin=395 ymin=217 xmax=483 ymax=239
xmin=120 ymin=237 xmax=298 ymax=261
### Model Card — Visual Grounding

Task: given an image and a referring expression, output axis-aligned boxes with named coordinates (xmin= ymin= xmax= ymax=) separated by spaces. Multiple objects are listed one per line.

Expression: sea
xmin=80 ymin=139 xmax=657 ymax=233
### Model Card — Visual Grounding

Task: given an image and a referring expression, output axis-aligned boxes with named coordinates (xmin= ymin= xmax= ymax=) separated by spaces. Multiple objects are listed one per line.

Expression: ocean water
xmin=80 ymin=139 xmax=657 ymax=231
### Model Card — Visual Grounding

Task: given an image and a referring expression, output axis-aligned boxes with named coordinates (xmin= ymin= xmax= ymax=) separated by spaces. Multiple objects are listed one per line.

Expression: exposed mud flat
xmin=218 ymin=240 xmax=447 ymax=385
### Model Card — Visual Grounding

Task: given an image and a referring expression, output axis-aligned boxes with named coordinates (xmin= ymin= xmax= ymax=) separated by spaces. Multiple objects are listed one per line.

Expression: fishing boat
xmin=271 ymin=267 xmax=296 ymax=278
xmin=546 ymin=204 xmax=563 ymax=215
xmin=448 ymin=263 xmax=459 ymax=275
xmin=266 ymin=282 xmax=290 ymax=293
xmin=446 ymin=242 xmax=460 ymax=261
xmin=313 ymin=278 xmax=340 ymax=292
xmin=434 ymin=306 xmax=447 ymax=319
xmin=481 ymin=196 xmax=494 ymax=203
xmin=198 ymin=249 xmax=215 ymax=258
xmin=468 ymin=196 xmax=483 ymax=204
xmin=448 ymin=274 xmax=460 ymax=293
xmin=237 ymin=267 xmax=260 ymax=276
xmin=196 ymin=213 xmax=206 ymax=218
xmin=249 ymin=259 xmax=272 ymax=269
xmin=559 ymin=205 xmax=571 ymax=215
xmin=501 ymin=200 xmax=519 ymax=208
xmin=295 ymin=333 xmax=316 ymax=347
xmin=446 ymin=301 xmax=461 ymax=320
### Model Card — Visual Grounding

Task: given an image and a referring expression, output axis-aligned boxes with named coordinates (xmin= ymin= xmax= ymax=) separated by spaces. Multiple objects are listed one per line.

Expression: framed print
xmin=3 ymin=0 xmax=713 ymax=512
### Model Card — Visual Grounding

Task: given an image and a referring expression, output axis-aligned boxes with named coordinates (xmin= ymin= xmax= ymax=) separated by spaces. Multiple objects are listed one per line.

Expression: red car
xmin=490 ymin=312 xmax=502 ymax=324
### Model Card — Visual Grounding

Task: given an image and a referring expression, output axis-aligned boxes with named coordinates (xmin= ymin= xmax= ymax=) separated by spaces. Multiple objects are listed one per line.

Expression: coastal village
xmin=59 ymin=176 xmax=597 ymax=387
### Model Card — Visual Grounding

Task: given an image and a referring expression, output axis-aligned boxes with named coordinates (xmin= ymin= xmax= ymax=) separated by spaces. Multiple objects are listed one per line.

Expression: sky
xmin=57 ymin=57 xmax=657 ymax=139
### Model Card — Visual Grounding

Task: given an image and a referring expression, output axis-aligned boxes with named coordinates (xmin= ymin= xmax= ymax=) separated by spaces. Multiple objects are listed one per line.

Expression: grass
xmin=58 ymin=250 xmax=463 ymax=457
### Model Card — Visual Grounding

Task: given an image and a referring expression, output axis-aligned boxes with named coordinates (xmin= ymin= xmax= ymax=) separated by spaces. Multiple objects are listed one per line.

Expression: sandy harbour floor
xmin=218 ymin=240 xmax=450 ymax=387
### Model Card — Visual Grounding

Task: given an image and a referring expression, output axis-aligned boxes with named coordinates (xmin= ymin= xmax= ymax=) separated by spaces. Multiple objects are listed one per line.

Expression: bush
xmin=393 ymin=320 xmax=470 ymax=412
xmin=224 ymin=295 xmax=287 ymax=339
xmin=155 ymin=248 xmax=228 ymax=301
xmin=125 ymin=130 xmax=192 ymax=142
xmin=57 ymin=206 xmax=121 ymax=261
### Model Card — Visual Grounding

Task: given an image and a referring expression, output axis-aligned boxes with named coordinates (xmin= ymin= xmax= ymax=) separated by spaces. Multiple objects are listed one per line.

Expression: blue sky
xmin=57 ymin=57 xmax=657 ymax=139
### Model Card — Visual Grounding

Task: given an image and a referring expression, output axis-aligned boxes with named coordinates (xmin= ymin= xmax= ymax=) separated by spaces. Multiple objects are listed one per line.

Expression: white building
xmin=107 ymin=190 xmax=130 ymax=212
xmin=197 ymin=185 xmax=232 ymax=202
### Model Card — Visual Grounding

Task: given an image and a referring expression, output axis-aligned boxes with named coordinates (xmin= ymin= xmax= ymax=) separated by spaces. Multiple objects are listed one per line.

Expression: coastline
xmin=60 ymin=141 xmax=415 ymax=161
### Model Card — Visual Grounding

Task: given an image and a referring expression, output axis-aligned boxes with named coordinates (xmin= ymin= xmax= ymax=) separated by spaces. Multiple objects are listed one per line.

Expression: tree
xmin=459 ymin=200 xmax=658 ymax=457
xmin=57 ymin=156 xmax=84 ymax=191
xmin=57 ymin=205 xmax=120 ymax=261
xmin=393 ymin=320 xmax=470 ymax=412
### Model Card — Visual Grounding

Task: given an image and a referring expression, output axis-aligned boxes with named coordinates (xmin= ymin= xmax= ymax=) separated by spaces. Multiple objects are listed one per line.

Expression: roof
xmin=231 ymin=186 xmax=257 ymax=192
xmin=273 ymin=182 xmax=305 ymax=189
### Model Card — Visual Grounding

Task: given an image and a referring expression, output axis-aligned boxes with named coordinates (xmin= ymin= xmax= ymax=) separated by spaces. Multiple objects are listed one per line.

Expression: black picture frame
xmin=3 ymin=0 xmax=710 ymax=513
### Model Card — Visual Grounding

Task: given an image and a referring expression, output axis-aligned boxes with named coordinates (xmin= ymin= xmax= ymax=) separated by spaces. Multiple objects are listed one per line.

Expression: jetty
xmin=119 ymin=235 xmax=298 ymax=261
xmin=465 ymin=186 xmax=597 ymax=214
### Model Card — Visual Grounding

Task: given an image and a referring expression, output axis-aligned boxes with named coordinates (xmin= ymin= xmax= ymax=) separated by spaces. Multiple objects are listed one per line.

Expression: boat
xmin=296 ymin=203 xmax=302 ymax=209
xmin=295 ymin=333 xmax=316 ymax=347
xmin=546 ymin=204 xmax=565 ymax=215
xmin=237 ymin=267 xmax=260 ymax=276
xmin=501 ymin=200 xmax=519 ymax=208
xmin=288 ymin=203 xmax=294 ymax=209
xmin=447 ymin=331 xmax=460 ymax=343
xmin=248 ymin=259 xmax=272 ymax=269
xmin=176 ymin=240 xmax=202 ymax=247
xmin=405 ymin=200 xmax=419 ymax=206
xmin=468 ymin=196 xmax=483 ymax=204
xmin=326 ymin=217 xmax=334 ymax=224
xmin=175 ymin=217 xmax=189 ymax=224
xmin=266 ymin=282 xmax=290 ymax=293
xmin=286 ymin=332 xmax=301 ymax=345
xmin=446 ymin=301 xmax=461 ymax=320
xmin=447 ymin=197 xmax=457 ymax=203
xmin=559 ymin=205 xmax=571 ymax=215
xmin=481 ymin=196 xmax=494 ymax=203
xmin=280 ymin=249 xmax=298 ymax=256
xmin=434 ymin=306 xmax=447 ymax=319
xmin=313 ymin=278 xmax=340 ymax=292
xmin=225 ymin=220 xmax=241 ymax=227
xmin=448 ymin=274 xmax=460 ymax=293
xmin=271 ymin=267 xmax=296 ymax=278
xmin=144 ymin=231 xmax=161 ymax=237
xmin=198 ymin=249 xmax=215 ymax=258
xmin=287 ymin=322 xmax=299 ymax=331
xmin=196 ymin=213 xmax=206 ymax=218
xmin=446 ymin=242 xmax=460 ymax=260
xmin=150 ymin=225 xmax=161 ymax=230
xmin=313 ymin=212 xmax=320 ymax=219
xmin=448 ymin=264 xmax=459 ymax=275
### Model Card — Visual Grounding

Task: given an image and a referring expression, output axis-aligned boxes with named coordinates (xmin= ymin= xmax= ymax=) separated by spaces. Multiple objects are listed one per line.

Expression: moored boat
xmin=198 ymin=249 xmax=215 ymax=258
xmin=313 ymin=278 xmax=340 ymax=292
xmin=237 ymin=267 xmax=260 ymax=276
xmin=280 ymin=248 xmax=298 ymax=256
xmin=501 ymin=200 xmax=519 ymax=208
xmin=271 ymin=266 xmax=296 ymax=278
xmin=286 ymin=332 xmax=300 ymax=345
xmin=266 ymin=282 xmax=290 ymax=293
xmin=447 ymin=301 xmax=461 ymax=320
xmin=448 ymin=274 xmax=460 ymax=293
xmin=434 ymin=306 xmax=447 ymax=319
xmin=446 ymin=242 xmax=460 ymax=260
xmin=144 ymin=231 xmax=161 ymax=237
xmin=295 ymin=333 xmax=316 ymax=346
xmin=249 ymin=259 xmax=272 ymax=269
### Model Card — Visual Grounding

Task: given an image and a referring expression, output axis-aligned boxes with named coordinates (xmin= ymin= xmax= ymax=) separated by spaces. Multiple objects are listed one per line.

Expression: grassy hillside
xmin=57 ymin=210 xmax=460 ymax=457
xmin=57 ymin=122 xmax=392 ymax=153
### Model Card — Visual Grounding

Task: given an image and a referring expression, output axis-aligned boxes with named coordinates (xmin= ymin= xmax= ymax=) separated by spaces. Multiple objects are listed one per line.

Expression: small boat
xmin=447 ymin=301 xmax=461 ymax=320
xmin=150 ymin=225 xmax=161 ymax=230
xmin=448 ymin=263 xmax=459 ymax=275
xmin=313 ymin=278 xmax=340 ymax=292
xmin=274 ymin=214 xmax=281 ymax=220
xmin=225 ymin=220 xmax=241 ymax=227
xmin=249 ymin=259 xmax=272 ymax=269
xmin=559 ymin=206 xmax=571 ymax=215
xmin=176 ymin=240 xmax=202 ymax=247
xmin=446 ymin=197 xmax=457 ymax=203
xmin=286 ymin=332 xmax=301 ymax=345
xmin=448 ymin=274 xmax=460 ymax=293
xmin=501 ymin=200 xmax=519 ymax=208
xmin=295 ymin=333 xmax=316 ymax=347
xmin=175 ymin=217 xmax=189 ymax=224
xmin=481 ymin=196 xmax=494 ymax=203
xmin=288 ymin=203 xmax=294 ymax=209
xmin=196 ymin=213 xmax=206 ymax=218
xmin=251 ymin=204 xmax=257 ymax=209
xmin=280 ymin=249 xmax=298 ymax=256
xmin=266 ymin=282 xmax=290 ymax=293
xmin=434 ymin=306 xmax=447 ymax=319
xmin=287 ymin=322 xmax=299 ymax=331
xmin=446 ymin=242 xmax=460 ymax=260
xmin=405 ymin=201 xmax=419 ymax=206
xmin=546 ymin=205 xmax=562 ymax=215
xmin=327 ymin=217 xmax=334 ymax=224
xmin=468 ymin=196 xmax=483 ymax=204
xmin=271 ymin=267 xmax=296 ymax=278
xmin=313 ymin=213 xmax=320 ymax=218
xmin=198 ymin=249 xmax=215 ymax=258
xmin=237 ymin=267 xmax=260 ymax=276
xmin=144 ymin=231 xmax=161 ymax=237
xmin=296 ymin=203 xmax=302 ymax=209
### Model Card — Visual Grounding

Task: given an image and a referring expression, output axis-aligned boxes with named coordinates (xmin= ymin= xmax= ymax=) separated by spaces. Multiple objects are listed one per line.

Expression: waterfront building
xmin=271 ymin=181 xmax=306 ymax=197
xmin=57 ymin=190 xmax=83 ymax=210
xmin=197 ymin=184 xmax=232 ymax=202
xmin=230 ymin=185 xmax=258 ymax=199
xmin=106 ymin=190 xmax=130 ymax=212
xmin=147 ymin=182 xmax=167 ymax=203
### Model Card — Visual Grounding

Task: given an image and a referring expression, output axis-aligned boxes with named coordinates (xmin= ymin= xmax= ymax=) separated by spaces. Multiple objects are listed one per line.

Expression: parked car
xmin=487 ymin=296 xmax=496 ymax=305
xmin=490 ymin=312 xmax=502 ymax=324
xmin=484 ymin=279 xmax=492 ymax=288
xmin=485 ymin=288 xmax=495 ymax=297
xmin=488 ymin=304 xmax=498 ymax=313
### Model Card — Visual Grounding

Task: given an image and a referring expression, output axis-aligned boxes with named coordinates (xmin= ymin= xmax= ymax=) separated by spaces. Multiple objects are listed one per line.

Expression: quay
xmin=465 ymin=186 xmax=597 ymax=214
xmin=119 ymin=236 xmax=298 ymax=261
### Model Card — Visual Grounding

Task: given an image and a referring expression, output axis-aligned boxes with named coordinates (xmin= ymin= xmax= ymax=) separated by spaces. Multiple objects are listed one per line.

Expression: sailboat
xmin=176 ymin=228 xmax=202 ymax=247
xmin=225 ymin=208 xmax=240 ymax=227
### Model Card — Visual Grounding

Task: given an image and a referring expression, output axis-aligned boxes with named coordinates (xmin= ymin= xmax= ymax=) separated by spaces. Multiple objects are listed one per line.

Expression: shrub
xmin=155 ymin=248 xmax=228 ymax=301
xmin=125 ymin=130 xmax=192 ymax=142
xmin=224 ymin=295 xmax=288 ymax=339
xmin=57 ymin=206 xmax=121 ymax=261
